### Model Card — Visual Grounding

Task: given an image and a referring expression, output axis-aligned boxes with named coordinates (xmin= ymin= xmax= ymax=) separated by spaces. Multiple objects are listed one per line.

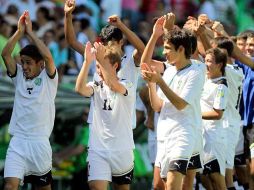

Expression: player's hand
xmin=94 ymin=42 xmax=106 ymax=65
xmin=24 ymin=11 xmax=33 ymax=35
xmin=141 ymin=63 xmax=161 ymax=84
xmin=211 ymin=21 xmax=227 ymax=37
xmin=198 ymin=14 xmax=213 ymax=28
xmin=183 ymin=16 xmax=197 ymax=31
xmin=163 ymin=12 xmax=175 ymax=31
xmin=17 ymin=12 xmax=26 ymax=35
xmin=84 ymin=41 xmax=95 ymax=64
xmin=108 ymin=15 xmax=122 ymax=27
xmin=64 ymin=0 xmax=75 ymax=14
xmin=153 ymin=16 xmax=165 ymax=38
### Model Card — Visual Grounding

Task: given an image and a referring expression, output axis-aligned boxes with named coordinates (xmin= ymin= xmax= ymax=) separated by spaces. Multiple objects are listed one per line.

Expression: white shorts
xmin=160 ymin=129 xmax=195 ymax=178
xmin=235 ymin=124 xmax=244 ymax=155
xmin=148 ymin=139 xmax=157 ymax=164
xmin=203 ymin=127 xmax=226 ymax=176
xmin=154 ymin=140 xmax=165 ymax=168
xmin=4 ymin=136 xmax=52 ymax=180
xmin=87 ymin=149 xmax=134 ymax=182
xmin=225 ymin=125 xmax=240 ymax=169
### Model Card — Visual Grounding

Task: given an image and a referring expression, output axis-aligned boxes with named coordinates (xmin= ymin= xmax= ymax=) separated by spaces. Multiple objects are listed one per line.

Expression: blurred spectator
xmin=53 ymin=125 xmax=90 ymax=190
xmin=0 ymin=0 xmax=37 ymax=21
xmin=100 ymin=0 xmax=122 ymax=25
xmin=4 ymin=4 xmax=19 ymax=26
xmin=43 ymin=29 xmax=59 ymax=65
xmin=36 ymin=6 xmax=54 ymax=38
xmin=214 ymin=0 xmax=236 ymax=25
xmin=198 ymin=0 xmax=217 ymax=20
xmin=170 ymin=0 xmax=198 ymax=24
xmin=76 ymin=0 xmax=100 ymax=32
xmin=0 ymin=19 xmax=21 ymax=75
xmin=75 ymin=18 xmax=89 ymax=70
xmin=122 ymin=0 xmax=140 ymax=30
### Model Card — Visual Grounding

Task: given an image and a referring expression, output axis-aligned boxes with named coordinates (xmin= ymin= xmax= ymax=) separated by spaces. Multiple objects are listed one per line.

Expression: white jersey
xmin=87 ymin=72 xmax=101 ymax=124
xmin=118 ymin=53 xmax=140 ymax=129
xmin=224 ymin=64 xmax=244 ymax=127
xmin=9 ymin=64 xmax=58 ymax=138
xmin=156 ymin=63 xmax=205 ymax=141
xmin=88 ymin=79 xmax=135 ymax=151
xmin=201 ymin=77 xmax=228 ymax=129
xmin=201 ymin=77 xmax=228 ymax=171
xmin=87 ymin=53 xmax=140 ymax=129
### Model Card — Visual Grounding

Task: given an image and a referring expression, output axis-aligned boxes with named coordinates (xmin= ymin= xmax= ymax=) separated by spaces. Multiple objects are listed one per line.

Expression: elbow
xmin=176 ymin=105 xmax=186 ymax=111
xmin=214 ymin=114 xmax=223 ymax=120
xmin=1 ymin=50 xmax=8 ymax=59
xmin=175 ymin=102 xmax=187 ymax=111
xmin=213 ymin=111 xmax=223 ymax=120
xmin=75 ymin=85 xmax=82 ymax=95
xmin=151 ymin=104 xmax=161 ymax=112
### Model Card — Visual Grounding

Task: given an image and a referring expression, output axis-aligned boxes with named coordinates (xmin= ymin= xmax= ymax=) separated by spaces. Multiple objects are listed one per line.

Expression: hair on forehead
xmin=99 ymin=25 xmax=123 ymax=45
xmin=20 ymin=44 xmax=43 ymax=62
xmin=104 ymin=47 xmax=122 ymax=72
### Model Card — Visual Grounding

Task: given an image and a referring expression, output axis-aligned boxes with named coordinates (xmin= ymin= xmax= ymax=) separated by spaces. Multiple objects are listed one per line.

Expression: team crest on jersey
xmin=126 ymin=81 xmax=133 ymax=88
xmin=216 ymin=88 xmax=225 ymax=98
xmin=177 ymin=80 xmax=182 ymax=89
xmin=34 ymin=78 xmax=42 ymax=86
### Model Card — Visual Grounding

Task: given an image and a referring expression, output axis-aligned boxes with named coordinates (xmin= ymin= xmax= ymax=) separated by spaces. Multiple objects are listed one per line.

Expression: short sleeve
xmin=213 ymin=84 xmax=228 ymax=110
xmin=119 ymin=79 xmax=135 ymax=97
xmin=180 ymin=70 xmax=205 ymax=106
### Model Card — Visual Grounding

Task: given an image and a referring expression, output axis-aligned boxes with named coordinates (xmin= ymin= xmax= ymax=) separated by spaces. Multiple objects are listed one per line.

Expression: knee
xmin=250 ymin=171 xmax=254 ymax=181
xmin=89 ymin=183 xmax=100 ymax=190
xmin=153 ymin=181 xmax=164 ymax=190
xmin=4 ymin=183 xmax=18 ymax=190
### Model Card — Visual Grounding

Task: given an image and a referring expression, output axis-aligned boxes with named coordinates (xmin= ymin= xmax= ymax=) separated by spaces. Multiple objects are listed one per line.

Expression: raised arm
xmin=108 ymin=15 xmax=145 ymax=66
xmin=64 ymin=0 xmax=85 ymax=55
xmin=141 ymin=63 xmax=163 ymax=112
xmin=1 ymin=14 xmax=25 ymax=76
xmin=232 ymin=42 xmax=254 ymax=69
xmin=141 ymin=16 xmax=165 ymax=73
xmin=94 ymin=42 xmax=127 ymax=95
xmin=142 ymin=63 xmax=188 ymax=110
xmin=24 ymin=11 xmax=56 ymax=76
xmin=75 ymin=41 xmax=94 ymax=97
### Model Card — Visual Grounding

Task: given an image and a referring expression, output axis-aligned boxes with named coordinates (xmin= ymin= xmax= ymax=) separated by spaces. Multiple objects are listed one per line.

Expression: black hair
xmin=183 ymin=29 xmax=197 ymax=54
xmin=206 ymin=48 xmax=227 ymax=76
xmin=37 ymin=7 xmax=51 ymax=20
xmin=237 ymin=30 xmax=254 ymax=41
xmin=214 ymin=37 xmax=234 ymax=57
xmin=80 ymin=18 xmax=90 ymax=30
xmin=99 ymin=25 xmax=123 ymax=45
xmin=20 ymin=45 xmax=43 ymax=62
xmin=163 ymin=29 xmax=192 ymax=59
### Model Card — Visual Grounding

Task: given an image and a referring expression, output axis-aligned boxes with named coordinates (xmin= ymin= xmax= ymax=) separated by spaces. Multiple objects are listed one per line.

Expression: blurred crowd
xmin=1 ymin=0 xmax=254 ymax=82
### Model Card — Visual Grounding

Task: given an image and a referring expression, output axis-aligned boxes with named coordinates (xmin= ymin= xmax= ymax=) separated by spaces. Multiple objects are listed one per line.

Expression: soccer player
xmin=1 ymin=11 xmax=57 ymax=190
xmin=233 ymin=31 xmax=254 ymax=189
xmin=75 ymin=41 xmax=135 ymax=190
xmin=200 ymin=48 xmax=228 ymax=190
xmin=212 ymin=37 xmax=244 ymax=189
xmin=64 ymin=0 xmax=144 ymax=129
xmin=141 ymin=15 xmax=204 ymax=189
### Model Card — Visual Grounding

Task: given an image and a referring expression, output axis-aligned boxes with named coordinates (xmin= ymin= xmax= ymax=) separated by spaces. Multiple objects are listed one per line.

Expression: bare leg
xmin=182 ymin=169 xmax=196 ymax=190
xmin=4 ymin=177 xmax=20 ymax=190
